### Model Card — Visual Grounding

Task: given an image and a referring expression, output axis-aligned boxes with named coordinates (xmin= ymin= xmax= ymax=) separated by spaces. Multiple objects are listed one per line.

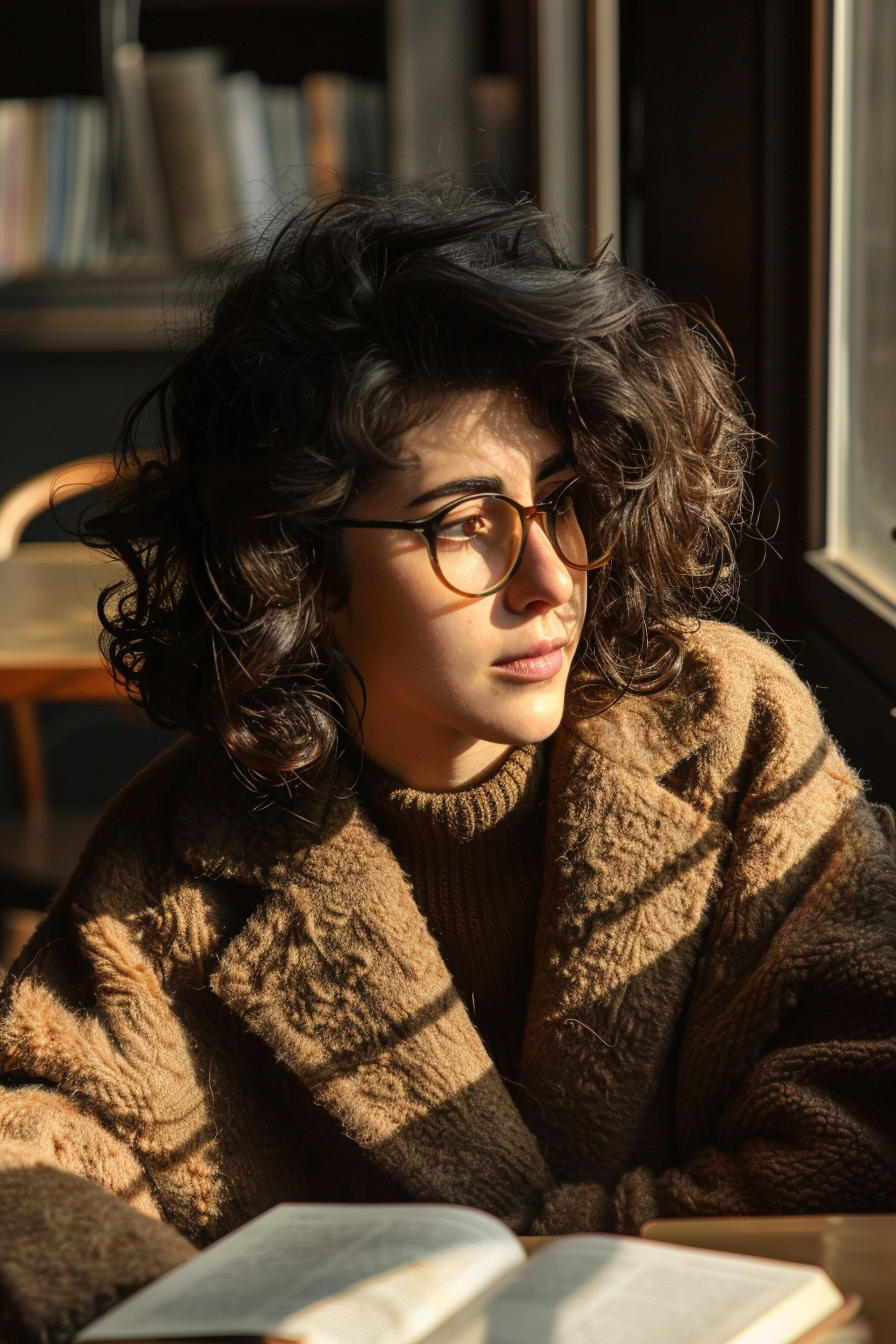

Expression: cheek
xmin=574 ymin=573 xmax=588 ymax=629
xmin=335 ymin=548 xmax=491 ymax=689
xmin=331 ymin=542 xmax=440 ymax=667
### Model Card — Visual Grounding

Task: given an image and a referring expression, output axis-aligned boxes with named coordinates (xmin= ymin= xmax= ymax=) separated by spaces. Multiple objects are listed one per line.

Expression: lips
xmin=492 ymin=637 xmax=567 ymax=667
xmin=491 ymin=637 xmax=568 ymax=683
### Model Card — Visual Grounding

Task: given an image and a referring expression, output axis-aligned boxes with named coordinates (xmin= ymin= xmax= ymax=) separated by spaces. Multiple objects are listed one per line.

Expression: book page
xmin=644 ymin=1216 xmax=884 ymax=1344
xmin=425 ymin=1236 xmax=844 ymax=1344
xmin=77 ymin=1203 xmax=526 ymax=1344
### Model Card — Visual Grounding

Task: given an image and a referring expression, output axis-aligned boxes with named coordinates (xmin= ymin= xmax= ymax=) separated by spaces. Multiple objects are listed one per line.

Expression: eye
xmin=537 ymin=475 xmax=577 ymax=507
xmin=438 ymin=510 xmax=489 ymax=542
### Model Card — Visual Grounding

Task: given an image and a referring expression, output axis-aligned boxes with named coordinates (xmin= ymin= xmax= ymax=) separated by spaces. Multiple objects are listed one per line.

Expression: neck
xmin=351 ymin=729 xmax=514 ymax=791
xmin=334 ymin=668 xmax=533 ymax=790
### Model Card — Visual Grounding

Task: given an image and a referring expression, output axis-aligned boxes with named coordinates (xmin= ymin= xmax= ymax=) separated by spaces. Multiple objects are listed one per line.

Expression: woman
xmin=0 ymin=180 xmax=894 ymax=1344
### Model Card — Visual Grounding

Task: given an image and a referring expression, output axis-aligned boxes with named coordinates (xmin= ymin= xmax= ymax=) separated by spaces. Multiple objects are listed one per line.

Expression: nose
xmin=503 ymin=511 xmax=575 ymax=613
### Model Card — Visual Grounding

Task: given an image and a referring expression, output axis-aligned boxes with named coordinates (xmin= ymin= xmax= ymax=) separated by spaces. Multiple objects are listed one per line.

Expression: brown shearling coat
xmin=0 ymin=621 xmax=895 ymax=1342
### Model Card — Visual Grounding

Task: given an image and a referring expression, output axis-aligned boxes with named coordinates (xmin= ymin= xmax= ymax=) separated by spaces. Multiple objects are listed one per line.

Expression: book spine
xmin=221 ymin=71 xmax=275 ymax=231
xmin=303 ymin=72 xmax=350 ymax=198
xmin=44 ymin=97 xmax=72 ymax=269
xmin=83 ymin=100 xmax=112 ymax=269
xmin=0 ymin=103 xmax=11 ymax=275
xmin=366 ymin=82 xmax=388 ymax=181
xmin=0 ymin=101 xmax=28 ymax=277
xmin=386 ymin=0 xmax=472 ymax=177
xmin=18 ymin=101 xmax=48 ymax=274
xmin=145 ymin=48 xmax=236 ymax=258
xmin=469 ymin=75 xmax=524 ymax=195
xmin=110 ymin=42 xmax=174 ymax=258
xmin=264 ymin=85 xmax=311 ymax=201
xmin=61 ymin=99 xmax=95 ymax=269
xmin=348 ymin=81 xmax=387 ymax=190
xmin=60 ymin=97 xmax=90 ymax=270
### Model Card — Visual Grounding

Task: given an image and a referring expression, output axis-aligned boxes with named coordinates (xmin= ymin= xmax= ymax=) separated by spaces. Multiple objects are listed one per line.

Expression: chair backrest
xmin=0 ymin=457 xmax=118 ymax=561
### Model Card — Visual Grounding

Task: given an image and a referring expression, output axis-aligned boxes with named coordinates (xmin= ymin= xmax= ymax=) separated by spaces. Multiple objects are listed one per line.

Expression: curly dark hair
xmin=83 ymin=177 xmax=752 ymax=779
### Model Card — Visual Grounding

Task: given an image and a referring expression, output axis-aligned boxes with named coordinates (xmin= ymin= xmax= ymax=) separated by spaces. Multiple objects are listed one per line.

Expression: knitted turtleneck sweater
xmin=357 ymin=743 xmax=548 ymax=1085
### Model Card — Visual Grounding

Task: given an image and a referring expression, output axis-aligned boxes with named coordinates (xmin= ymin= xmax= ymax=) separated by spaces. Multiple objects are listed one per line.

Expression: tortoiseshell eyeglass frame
xmin=327 ymin=477 xmax=610 ymax=598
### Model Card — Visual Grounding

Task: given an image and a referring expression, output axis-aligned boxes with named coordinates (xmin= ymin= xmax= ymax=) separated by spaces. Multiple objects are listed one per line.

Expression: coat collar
xmin=519 ymin=712 xmax=727 ymax=1181
xmin=181 ymin=633 xmax=734 ymax=1213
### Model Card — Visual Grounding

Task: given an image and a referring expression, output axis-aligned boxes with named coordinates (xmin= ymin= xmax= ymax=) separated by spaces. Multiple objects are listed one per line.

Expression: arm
xmin=0 ymin=1166 xmax=196 ymax=1344
xmin=0 ymin=881 xmax=205 ymax=1343
xmin=535 ymin=658 xmax=896 ymax=1234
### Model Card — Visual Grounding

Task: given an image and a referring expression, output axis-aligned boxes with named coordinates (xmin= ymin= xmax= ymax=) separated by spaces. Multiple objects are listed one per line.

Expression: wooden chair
xmin=0 ymin=457 xmax=122 ymax=967
xmin=0 ymin=457 xmax=119 ymax=562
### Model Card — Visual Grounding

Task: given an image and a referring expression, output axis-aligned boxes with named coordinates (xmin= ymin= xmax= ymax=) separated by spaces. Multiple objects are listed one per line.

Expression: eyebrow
xmin=404 ymin=452 xmax=573 ymax=510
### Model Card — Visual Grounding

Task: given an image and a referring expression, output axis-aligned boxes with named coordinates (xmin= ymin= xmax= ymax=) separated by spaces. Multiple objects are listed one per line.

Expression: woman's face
xmin=327 ymin=390 xmax=587 ymax=789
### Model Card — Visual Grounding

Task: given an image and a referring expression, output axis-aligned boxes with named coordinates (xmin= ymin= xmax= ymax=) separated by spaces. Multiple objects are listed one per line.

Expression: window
xmin=812 ymin=0 xmax=896 ymax=625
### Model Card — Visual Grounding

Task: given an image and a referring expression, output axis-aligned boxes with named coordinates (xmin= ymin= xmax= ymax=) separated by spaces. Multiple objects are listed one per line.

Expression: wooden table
xmin=0 ymin=542 xmax=127 ymax=820
xmin=0 ymin=541 xmax=125 ymax=701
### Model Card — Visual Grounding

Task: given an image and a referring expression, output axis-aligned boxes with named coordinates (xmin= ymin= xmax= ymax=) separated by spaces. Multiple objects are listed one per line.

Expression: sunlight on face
xmin=327 ymin=391 xmax=587 ymax=790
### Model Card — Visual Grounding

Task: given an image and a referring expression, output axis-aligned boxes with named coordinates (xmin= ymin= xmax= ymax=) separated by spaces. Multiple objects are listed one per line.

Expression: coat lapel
xmin=204 ymin=757 xmax=551 ymax=1230
xmin=518 ymin=677 xmax=733 ymax=1184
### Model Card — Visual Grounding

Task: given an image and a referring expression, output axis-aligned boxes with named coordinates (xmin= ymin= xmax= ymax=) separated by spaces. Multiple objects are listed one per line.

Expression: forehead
xmin=400 ymin=390 xmax=559 ymax=475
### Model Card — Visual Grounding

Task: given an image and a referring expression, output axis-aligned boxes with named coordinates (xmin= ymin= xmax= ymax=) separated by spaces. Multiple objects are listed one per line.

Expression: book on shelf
xmin=264 ymin=85 xmax=312 ymax=200
xmin=304 ymin=73 xmax=350 ymax=200
xmin=60 ymin=99 xmax=109 ymax=271
xmin=470 ymin=74 xmax=524 ymax=195
xmin=0 ymin=100 xmax=27 ymax=277
xmin=43 ymin=97 xmax=71 ymax=269
xmin=110 ymin=42 xmax=173 ymax=258
xmin=304 ymin=74 xmax=387 ymax=201
xmin=144 ymin=47 xmax=235 ymax=259
xmin=0 ymin=96 xmax=111 ymax=279
xmin=142 ymin=58 xmax=386 ymax=254
xmin=73 ymin=1201 xmax=859 ymax=1344
xmin=347 ymin=80 xmax=388 ymax=192
xmin=0 ymin=54 xmax=387 ymax=279
xmin=18 ymin=102 xmax=48 ymax=274
xmin=221 ymin=70 xmax=275 ymax=230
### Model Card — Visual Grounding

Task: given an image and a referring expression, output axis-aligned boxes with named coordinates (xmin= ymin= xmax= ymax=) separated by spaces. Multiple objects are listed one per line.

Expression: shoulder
xmin=677 ymin=619 xmax=816 ymax=704
xmin=564 ymin=619 xmax=859 ymax=796
xmin=5 ymin=735 xmax=277 ymax=993
xmin=673 ymin=619 xmax=833 ymax=744
xmin=27 ymin=735 xmax=252 ymax=943
xmin=70 ymin=734 xmax=219 ymax=889
xmin=46 ymin=730 xmax=338 ymax=927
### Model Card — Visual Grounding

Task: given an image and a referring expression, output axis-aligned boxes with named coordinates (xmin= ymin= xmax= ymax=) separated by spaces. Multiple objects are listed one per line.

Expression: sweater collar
xmin=173 ymin=624 xmax=730 ymax=885
xmin=357 ymin=742 xmax=546 ymax=844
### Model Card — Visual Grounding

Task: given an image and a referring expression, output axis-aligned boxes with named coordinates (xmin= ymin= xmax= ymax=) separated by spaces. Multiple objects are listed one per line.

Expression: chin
xmin=476 ymin=698 xmax=567 ymax=747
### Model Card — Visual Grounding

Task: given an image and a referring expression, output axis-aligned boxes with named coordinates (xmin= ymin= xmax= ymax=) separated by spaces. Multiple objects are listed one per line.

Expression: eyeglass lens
xmin=433 ymin=483 xmax=592 ymax=597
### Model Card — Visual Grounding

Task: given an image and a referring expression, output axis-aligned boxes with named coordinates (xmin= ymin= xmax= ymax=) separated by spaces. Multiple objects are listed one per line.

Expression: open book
xmin=75 ymin=1203 xmax=859 ymax=1344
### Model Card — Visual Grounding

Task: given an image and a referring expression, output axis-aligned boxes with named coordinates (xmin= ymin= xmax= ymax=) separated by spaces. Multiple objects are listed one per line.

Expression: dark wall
xmin=621 ymin=0 xmax=896 ymax=806
xmin=622 ymin=0 xmax=811 ymax=629
xmin=0 ymin=353 xmax=176 ymax=816
xmin=623 ymin=2 xmax=764 ymax=382
xmin=0 ymin=353 xmax=169 ymax=498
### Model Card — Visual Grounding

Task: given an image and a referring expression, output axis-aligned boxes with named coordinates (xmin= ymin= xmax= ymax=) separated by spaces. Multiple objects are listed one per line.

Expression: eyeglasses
xmin=328 ymin=477 xmax=610 ymax=598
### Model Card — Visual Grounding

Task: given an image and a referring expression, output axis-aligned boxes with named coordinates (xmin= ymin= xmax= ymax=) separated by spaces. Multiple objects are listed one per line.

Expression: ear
xmin=313 ymin=605 xmax=332 ymax=643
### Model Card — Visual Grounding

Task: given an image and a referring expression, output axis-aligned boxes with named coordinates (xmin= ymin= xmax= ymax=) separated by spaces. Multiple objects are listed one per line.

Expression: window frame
xmin=801 ymin=0 xmax=896 ymax=703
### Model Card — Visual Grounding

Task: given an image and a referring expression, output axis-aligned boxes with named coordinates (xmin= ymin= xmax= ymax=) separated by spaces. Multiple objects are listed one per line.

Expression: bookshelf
xmin=140 ymin=0 xmax=388 ymax=84
xmin=0 ymin=0 xmax=549 ymax=350
xmin=0 ymin=271 xmax=183 ymax=350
